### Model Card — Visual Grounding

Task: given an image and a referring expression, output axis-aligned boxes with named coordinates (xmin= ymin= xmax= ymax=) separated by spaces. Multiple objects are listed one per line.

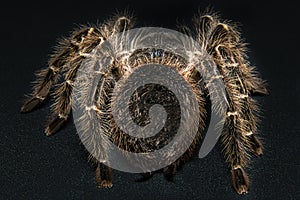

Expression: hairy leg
xmin=42 ymin=16 xmax=132 ymax=135
xmin=20 ymin=26 xmax=93 ymax=113
xmin=96 ymin=162 xmax=113 ymax=188
xmin=195 ymin=13 xmax=266 ymax=194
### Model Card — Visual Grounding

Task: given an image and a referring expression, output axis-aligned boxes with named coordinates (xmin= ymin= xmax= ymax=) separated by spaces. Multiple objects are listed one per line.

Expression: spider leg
xmin=194 ymin=13 xmax=268 ymax=95
xmin=45 ymin=55 xmax=84 ymax=135
xmin=20 ymin=53 xmax=65 ymax=113
xmin=21 ymin=13 xmax=132 ymax=113
xmin=163 ymin=163 xmax=177 ymax=182
xmin=44 ymin=27 xmax=103 ymax=135
xmin=96 ymin=162 xmax=113 ymax=188
xmin=45 ymin=15 xmax=133 ymax=135
xmin=195 ymin=14 xmax=266 ymax=194
xmin=20 ymin=27 xmax=94 ymax=113
xmin=212 ymin=43 xmax=264 ymax=157
xmin=45 ymin=15 xmax=133 ymax=187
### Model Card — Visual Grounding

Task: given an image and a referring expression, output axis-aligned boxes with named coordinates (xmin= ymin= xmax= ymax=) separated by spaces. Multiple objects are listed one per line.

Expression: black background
xmin=1 ymin=1 xmax=299 ymax=199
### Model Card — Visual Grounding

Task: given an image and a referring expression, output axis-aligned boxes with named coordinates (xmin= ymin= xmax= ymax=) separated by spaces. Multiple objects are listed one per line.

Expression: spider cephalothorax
xmin=21 ymin=11 xmax=268 ymax=194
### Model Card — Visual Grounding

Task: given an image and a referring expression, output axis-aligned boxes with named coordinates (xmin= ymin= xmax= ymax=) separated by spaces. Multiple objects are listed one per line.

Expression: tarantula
xmin=20 ymin=11 xmax=268 ymax=194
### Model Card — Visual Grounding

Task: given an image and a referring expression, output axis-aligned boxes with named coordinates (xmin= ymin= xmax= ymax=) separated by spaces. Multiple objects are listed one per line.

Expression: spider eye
xmin=151 ymin=49 xmax=163 ymax=58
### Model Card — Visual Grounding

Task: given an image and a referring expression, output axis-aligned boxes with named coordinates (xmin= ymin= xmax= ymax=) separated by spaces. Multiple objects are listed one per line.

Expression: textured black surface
xmin=1 ymin=1 xmax=299 ymax=199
